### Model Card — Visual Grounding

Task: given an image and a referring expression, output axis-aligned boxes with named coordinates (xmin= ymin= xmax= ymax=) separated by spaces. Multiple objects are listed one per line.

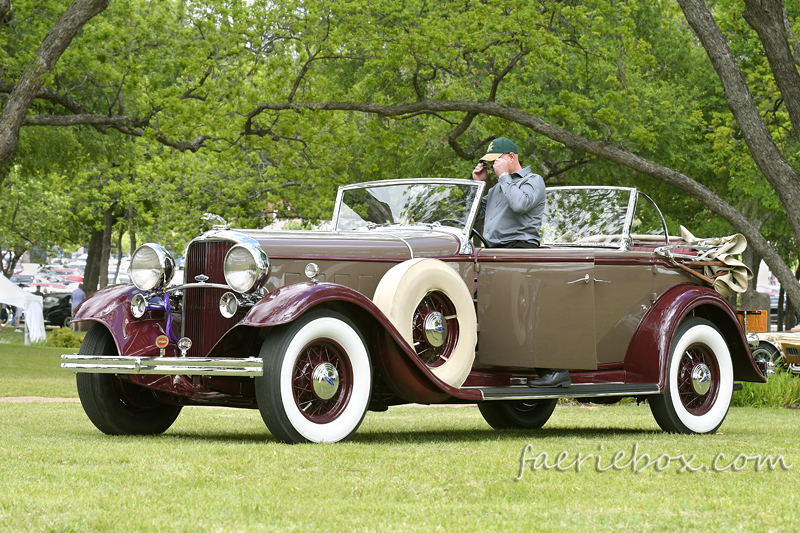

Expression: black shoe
xmin=527 ymin=369 xmax=571 ymax=388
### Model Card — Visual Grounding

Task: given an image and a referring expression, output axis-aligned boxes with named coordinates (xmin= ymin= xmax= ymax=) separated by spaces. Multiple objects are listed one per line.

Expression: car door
xmin=475 ymin=248 xmax=597 ymax=370
xmin=592 ymin=251 xmax=657 ymax=364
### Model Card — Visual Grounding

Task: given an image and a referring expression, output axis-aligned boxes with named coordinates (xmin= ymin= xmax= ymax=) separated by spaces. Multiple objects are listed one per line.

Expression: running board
xmin=472 ymin=383 xmax=661 ymax=401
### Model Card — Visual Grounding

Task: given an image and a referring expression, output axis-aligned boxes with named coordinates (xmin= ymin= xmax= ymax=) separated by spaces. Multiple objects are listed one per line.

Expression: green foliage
xmin=282 ymin=220 xmax=314 ymax=230
xmin=45 ymin=327 xmax=83 ymax=349
xmin=2 ymin=0 xmax=799 ymax=264
xmin=732 ymin=367 xmax=800 ymax=408
xmin=46 ymin=327 xmax=82 ymax=349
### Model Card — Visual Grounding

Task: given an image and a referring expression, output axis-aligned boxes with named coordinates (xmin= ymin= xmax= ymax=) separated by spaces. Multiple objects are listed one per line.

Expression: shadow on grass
xmin=132 ymin=426 xmax=663 ymax=445
xmin=352 ymin=426 xmax=663 ymax=444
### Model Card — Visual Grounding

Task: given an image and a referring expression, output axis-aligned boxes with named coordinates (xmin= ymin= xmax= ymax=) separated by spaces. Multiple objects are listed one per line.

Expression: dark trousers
xmin=491 ymin=240 xmax=540 ymax=249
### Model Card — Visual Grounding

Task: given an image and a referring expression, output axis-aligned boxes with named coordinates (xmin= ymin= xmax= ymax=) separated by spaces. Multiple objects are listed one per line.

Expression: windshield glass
xmin=335 ymin=181 xmax=481 ymax=231
xmin=542 ymin=188 xmax=633 ymax=247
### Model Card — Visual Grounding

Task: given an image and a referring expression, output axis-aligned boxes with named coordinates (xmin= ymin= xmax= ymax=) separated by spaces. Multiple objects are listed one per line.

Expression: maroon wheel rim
xmin=676 ymin=342 xmax=720 ymax=416
xmin=292 ymin=339 xmax=353 ymax=423
xmin=412 ymin=291 xmax=459 ymax=368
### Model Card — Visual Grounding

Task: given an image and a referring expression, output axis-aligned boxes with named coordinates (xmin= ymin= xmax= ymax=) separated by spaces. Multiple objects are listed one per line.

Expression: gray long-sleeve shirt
xmin=476 ymin=166 xmax=546 ymax=247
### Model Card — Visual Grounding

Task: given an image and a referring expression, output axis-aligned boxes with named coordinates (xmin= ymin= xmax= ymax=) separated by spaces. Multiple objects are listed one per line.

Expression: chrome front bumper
xmin=61 ymin=355 xmax=263 ymax=376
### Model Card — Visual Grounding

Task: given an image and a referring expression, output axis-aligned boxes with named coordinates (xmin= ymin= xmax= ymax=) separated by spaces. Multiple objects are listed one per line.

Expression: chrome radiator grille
xmin=183 ymin=240 xmax=244 ymax=357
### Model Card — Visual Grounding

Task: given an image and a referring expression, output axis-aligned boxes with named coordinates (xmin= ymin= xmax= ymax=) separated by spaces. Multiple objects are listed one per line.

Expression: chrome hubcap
xmin=311 ymin=362 xmax=340 ymax=400
xmin=424 ymin=312 xmax=447 ymax=348
xmin=691 ymin=363 xmax=711 ymax=395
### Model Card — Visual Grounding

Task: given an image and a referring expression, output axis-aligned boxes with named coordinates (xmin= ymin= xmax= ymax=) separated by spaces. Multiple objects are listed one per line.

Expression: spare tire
xmin=373 ymin=258 xmax=477 ymax=388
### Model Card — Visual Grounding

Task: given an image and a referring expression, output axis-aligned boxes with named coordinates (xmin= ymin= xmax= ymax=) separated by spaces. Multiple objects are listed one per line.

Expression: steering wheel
xmin=471 ymin=228 xmax=487 ymax=247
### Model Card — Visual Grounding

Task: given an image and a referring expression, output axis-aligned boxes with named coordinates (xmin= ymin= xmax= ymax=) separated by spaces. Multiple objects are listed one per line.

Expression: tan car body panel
xmin=242 ymin=229 xmax=473 ymax=299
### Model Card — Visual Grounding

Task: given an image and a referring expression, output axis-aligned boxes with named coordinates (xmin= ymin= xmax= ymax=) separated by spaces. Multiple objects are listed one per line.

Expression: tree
xmin=237 ymin=0 xmax=800 ymax=311
xmin=0 ymin=0 xmax=108 ymax=169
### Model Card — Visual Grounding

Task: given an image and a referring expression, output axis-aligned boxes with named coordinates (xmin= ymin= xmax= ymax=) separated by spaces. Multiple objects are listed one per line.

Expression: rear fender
xmin=72 ymin=284 xmax=177 ymax=358
xmin=625 ymin=284 xmax=765 ymax=389
xmin=213 ymin=282 xmax=480 ymax=403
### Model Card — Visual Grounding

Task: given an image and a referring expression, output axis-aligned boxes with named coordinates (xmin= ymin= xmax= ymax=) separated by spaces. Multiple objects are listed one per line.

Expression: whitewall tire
xmin=255 ymin=309 xmax=372 ymax=444
xmin=650 ymin=317 xmax=733 ymax=434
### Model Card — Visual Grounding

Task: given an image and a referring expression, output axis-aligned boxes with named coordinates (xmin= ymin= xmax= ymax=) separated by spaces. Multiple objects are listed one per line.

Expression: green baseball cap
xmin=481 ymin=137 xmax=518 ymax=161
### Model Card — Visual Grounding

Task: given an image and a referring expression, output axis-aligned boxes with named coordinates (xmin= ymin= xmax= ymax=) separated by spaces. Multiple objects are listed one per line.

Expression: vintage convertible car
xmin=62 ymin=179 xmax=765 ymax=443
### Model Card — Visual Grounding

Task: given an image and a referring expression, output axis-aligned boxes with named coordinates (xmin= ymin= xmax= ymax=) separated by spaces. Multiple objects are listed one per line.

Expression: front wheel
xmin=649 ymin=317 xmax=733 ymax=434
xmin=478 ymin=399 xmax=557 ymax=430
xmin=76 ymin=325 xmax=182 ymax=435
xmin=255 ymin=309 xmax=372 ymax=444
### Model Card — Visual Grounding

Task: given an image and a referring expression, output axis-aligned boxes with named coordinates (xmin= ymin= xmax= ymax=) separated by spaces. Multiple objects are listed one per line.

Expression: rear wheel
xmin=76 ymin=325 xmax=182 ymax=435
xmin=649 ymin=317 xmax=733 ymax=434
xmin=478 ymin=399 xmax=557 ymax=430
xmin=751 ymin=341 xmax=779 ymax=377
xmin=255 ymin=309 xmax=372 ymax=444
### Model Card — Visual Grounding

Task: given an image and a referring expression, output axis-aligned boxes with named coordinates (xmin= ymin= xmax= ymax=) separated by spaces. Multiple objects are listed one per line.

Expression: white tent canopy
xmin=0 ymin=274 xmax=46 ymax=344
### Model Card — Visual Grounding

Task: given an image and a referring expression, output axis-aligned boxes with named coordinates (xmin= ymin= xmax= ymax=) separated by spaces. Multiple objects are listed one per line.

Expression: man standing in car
xmin=471 ymin=137 xmax=569 ymax=387
xmin=471 ymin=137 xmax=546 ymax=249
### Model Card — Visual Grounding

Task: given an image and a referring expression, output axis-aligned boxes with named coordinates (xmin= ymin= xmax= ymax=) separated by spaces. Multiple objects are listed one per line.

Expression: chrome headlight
xmin=223 ymin=243 xmax=269 ymax=293
xmin=131 ymin=293 xmax=148 ymax=318
xmin=128 ymin=244 xmax=175 ymax=291
xmin=219 ymin=292 xmax=239 ymax=318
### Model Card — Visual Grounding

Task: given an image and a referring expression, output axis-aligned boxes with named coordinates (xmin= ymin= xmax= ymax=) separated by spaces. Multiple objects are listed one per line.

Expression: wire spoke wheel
xmin=292 ymin=340 xmax=353 ymax=424
xmin=411 ymin=291 xmax=459 ymax=368
xmin=675 ymin=343 xmax=720 ymax=415
xmin=649 ymin=317 xmax=733 ymax=434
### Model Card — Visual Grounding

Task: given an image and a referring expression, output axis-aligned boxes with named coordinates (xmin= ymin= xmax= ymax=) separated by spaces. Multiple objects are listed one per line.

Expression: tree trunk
xmin=740 ymin=246 xmax=761 ymax=309
xmin=112 ymin=223 xmax=123 ymax=284
xmin=742 ymin=0 xmax=800 ymax=146
xmin=82 ymin=230 xmax=104 ymax=297
xmin=0 ymin=0 xmax=108 ymax=169
xmin=677 ymin=0 xmax=800 ymax=296
xmin=98 ymin=208 xmax=113 ymax=290
xmin=128 ymin=205 xmax=136 ymax=253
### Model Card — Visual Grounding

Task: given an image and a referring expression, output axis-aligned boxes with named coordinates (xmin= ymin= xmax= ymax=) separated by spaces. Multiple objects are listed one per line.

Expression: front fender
xmin=73 ymin=284 xmax=177 ymax=358
xmin=625 ymin=284 xmax=765 ymax=389
xmin=213 ymin=282 xmax=481 ymax=402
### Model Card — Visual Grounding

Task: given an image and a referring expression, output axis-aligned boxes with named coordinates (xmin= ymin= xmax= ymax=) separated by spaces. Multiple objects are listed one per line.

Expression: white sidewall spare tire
xmin=373 ymin=258 xmax=477 ymax=388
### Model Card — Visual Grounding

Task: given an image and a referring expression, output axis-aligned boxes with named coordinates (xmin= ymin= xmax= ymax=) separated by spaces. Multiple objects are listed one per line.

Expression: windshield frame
xmin=331 ymin=178 xmax=485 ymax=252
xmin=542 ymin=186 xmax=638 ymax=250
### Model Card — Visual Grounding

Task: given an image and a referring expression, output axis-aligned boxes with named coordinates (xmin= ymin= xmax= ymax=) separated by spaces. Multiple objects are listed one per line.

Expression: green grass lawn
xmin=1 ymin=344 xmax=799 ymax=532
xmin=0 ymin=330 xmax=83 ymax=397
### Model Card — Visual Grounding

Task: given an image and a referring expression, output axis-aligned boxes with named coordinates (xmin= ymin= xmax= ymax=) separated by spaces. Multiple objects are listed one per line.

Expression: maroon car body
xmin=63 ymin=180 xmax=765 ymax=443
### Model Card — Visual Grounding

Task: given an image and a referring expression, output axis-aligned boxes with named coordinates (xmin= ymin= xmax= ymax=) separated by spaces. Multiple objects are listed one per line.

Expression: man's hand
xmin=493 ymin=156 xmax=511 ymax=177
xmin=472 ymin=162 xmax=489 ymax=182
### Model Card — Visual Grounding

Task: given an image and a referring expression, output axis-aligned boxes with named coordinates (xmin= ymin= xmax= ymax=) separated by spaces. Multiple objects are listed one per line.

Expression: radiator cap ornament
xmin=178 ymin=337 xmax=192 ymax=357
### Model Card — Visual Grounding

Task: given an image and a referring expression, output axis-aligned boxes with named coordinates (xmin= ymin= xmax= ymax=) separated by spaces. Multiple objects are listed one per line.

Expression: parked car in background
xmin=45 ymin=268 xmax=83 ymax=283
xmin=26 ymin=282 xmax=68 ymax=294
xmin=63 ymin=180 xmax=765 ymax=443
xmin=756 ymin=284 xmax=779 ymax=312
xmin=108 ymin=272 xmax=131 ymax=285
xmin=43 ymin=293 xmax=72 ymax=328
xmin=9 ymin=274 xmax=33 ymax=287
